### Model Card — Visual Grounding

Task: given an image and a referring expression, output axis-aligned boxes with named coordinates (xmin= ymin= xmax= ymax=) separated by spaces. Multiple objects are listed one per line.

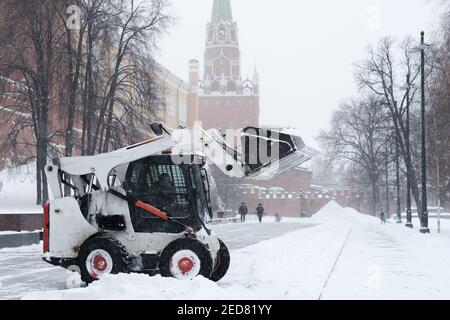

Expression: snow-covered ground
xmin=0 ymin=220 xmax=315 ymax=299
xmin=0 ymin=230 xmax=41 ymax=235
xmin=2 ymin=201 xmax=450 ymax=300
xmin=0 ymin=164 xmax=41 ymax=214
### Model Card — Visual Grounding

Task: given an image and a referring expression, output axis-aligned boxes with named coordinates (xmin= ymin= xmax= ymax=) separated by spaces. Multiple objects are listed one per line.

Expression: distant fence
xmin=0 ymin=231 xmax=42 ymax=249
xmin=211 ymin=217 xmax=241 ymax=225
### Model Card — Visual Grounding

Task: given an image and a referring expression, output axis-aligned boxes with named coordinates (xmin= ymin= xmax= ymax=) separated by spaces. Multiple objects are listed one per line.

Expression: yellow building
xmin=155 ymin=60 xmax=200 ymax=130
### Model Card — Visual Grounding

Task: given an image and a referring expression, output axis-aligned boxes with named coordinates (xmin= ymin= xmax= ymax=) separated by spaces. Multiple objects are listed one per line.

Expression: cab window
xmin=127 ymin=161 xmax=191 ymax=219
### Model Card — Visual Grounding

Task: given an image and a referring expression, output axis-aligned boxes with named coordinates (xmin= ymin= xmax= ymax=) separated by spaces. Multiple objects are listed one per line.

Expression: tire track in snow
xmin=318 ymin=227 xmax=353 ymax=300
xmin=0 ymin=267 xmax=58 ymax=281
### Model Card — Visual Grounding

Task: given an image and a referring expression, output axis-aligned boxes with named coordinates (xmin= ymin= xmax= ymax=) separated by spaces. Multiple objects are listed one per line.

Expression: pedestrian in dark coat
xmin=239 ymin=202 xmax=248 ymax=223
xmin=380 ymin=210 xmax=387 ymax=225
xmin=256 ymin=203 xmax=264 ymax=223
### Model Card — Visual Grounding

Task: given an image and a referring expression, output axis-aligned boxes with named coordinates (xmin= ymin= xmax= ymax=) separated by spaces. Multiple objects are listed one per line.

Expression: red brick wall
xmin=213 ymin=167 xmax=315 ymax=217
xmin=198 ymin=95 xmax=259 ymax=130
xmin=0 ymin=214 xmax=43 ymax=232
xmin=255 ymin=169 xmax=313 ymax=192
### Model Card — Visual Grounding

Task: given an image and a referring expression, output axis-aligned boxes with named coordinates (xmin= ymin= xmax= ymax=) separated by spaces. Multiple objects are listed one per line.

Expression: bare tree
xmin=55 ymin=0 xmax=169 ymax=157
xmin=319 ymin=96 xmax=390 ymax=216
xmin=86 ymin=0 xmax=172 ymax=154
xmin=57 ymin=0 xmax=89 ymax=159
xmin=428 ymin=7 xmax=450 ymax=210
xmin=355 ymin=37 xmax=427 ymax=217
xmin=0 ymin=0 xmax=66 ymax=204
xmin=0 ymin=0 xmax=172 ymax=204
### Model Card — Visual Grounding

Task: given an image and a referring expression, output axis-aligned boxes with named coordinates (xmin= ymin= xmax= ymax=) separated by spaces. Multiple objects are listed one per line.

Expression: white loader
xmin=43 ymin=124 xmax=314 ymax=283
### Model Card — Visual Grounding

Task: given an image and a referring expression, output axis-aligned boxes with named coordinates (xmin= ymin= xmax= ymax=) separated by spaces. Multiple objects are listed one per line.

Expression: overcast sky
xmin=156 ymin=0 xmax=442 ymax=149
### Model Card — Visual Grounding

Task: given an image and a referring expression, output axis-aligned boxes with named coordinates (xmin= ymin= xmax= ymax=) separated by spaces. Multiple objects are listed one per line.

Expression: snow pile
xmin=0 ymin=163 xmax=41 ymax=214
xmin=310 ymin=200 xmax=377 ymax=226
xmin=23 ymin=273 xmax=254 ymax=300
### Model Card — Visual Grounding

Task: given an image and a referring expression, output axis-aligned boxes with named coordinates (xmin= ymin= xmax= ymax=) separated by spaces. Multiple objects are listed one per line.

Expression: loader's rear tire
xmin=159 ymin=238 xmax=213 ymax=280
xmin=210 ymin=239 xmax=230 ymax=282
xmin=78 ymin=236 xmax=129 ymax=284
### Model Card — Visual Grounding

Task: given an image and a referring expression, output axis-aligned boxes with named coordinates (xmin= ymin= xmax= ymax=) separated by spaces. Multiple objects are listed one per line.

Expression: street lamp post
xmin=395 ymin=132 xmax=402 ymax=223
xmin=415 ymin=32 xmax=430 ymax=233
xmin=433 ymin=109 xmax=442 ymax=233
xmin=400 ymin=74 xmax=415 ymax=228
xmin=409 ymin=31 xmax=431 ymax=233
xmin=299 ymin=190 xmax=306 ymax=218
xmin=303 ymin=192 xmax=309 ymax=217
xmin=405 ymin=76 xmax=413 ymax=228
xmin=385 ymin=140 xmax=390 ymax=217
xmin=420 ymin=32 xmax=429 ymax=233
xmin=356 ymin=194 xmax=361 ymax=212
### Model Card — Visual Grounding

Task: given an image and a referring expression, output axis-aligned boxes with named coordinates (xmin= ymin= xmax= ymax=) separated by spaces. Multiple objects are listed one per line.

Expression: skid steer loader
xmin=42 ymin=124 xmax=315 ymax=283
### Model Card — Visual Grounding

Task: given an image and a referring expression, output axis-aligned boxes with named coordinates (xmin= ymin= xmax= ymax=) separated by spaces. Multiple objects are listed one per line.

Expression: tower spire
xmin=211 ymin=0 xmax=233 ymax=23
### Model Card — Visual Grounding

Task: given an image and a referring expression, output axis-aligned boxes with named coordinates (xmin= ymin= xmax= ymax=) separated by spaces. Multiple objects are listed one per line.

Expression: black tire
xmin=210 ymin=239 xmax=230 ymax=282
xmin=78 ymin=235 xmax=129 ymax=284
xmin=159 ymin=238 xmax=213 ymax=279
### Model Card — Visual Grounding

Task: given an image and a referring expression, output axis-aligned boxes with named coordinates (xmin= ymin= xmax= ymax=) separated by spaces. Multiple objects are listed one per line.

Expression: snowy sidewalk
xmin=320 ymin=222 xmax=448 ymax=299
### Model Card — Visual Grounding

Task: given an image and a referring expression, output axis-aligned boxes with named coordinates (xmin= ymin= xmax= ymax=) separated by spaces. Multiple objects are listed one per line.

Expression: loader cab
xmin=124 ymin=155 xmax=212 ymax=234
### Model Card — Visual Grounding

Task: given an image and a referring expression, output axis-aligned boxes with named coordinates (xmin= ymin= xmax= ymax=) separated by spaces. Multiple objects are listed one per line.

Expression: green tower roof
xmin=211 ymin=0 xmax=233 ymax=23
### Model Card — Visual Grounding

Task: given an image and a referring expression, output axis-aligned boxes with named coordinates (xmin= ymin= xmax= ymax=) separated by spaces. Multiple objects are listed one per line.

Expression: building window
xmin=218 ymin=25 xmax=226 ymax=40
xmin=230 ymin=29 xmax=236 ymax=41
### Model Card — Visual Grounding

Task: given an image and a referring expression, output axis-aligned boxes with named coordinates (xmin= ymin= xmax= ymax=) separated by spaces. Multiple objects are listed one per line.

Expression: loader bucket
xmin=240 ymin=127 xmax=316 ymax=180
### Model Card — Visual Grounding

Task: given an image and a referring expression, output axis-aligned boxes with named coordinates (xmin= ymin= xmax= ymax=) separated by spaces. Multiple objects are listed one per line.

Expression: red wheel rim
xmin=86 ymin=249 xmax=113 ymax=279
xmin=169 ymin=250 xmax=201 ymax=279
xmin=178 ymin=257 xmax=194 ymax=273
xmin=93 ymin=255 xmax=108 ymax=272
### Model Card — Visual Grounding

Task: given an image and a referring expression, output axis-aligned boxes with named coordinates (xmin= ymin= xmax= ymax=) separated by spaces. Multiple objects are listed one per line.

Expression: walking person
xmin=239 ymin=202 xmax=248 ymax=223
xmin=256 ymin=203 xmax=264 ymax=223
xmin=275 ymin=213 xmax=282 ymax=223
xmin=380 ymin=210 xmax=387 ymax=225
